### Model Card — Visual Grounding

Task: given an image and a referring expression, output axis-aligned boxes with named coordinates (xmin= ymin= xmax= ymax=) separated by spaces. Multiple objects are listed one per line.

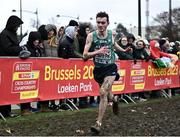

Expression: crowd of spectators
xmin=0 ymin=15 xmax=180 ymax=117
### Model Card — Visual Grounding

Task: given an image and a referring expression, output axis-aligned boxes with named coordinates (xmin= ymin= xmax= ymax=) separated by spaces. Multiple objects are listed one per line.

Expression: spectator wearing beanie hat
xmin=25 ymin=31 xmax=42 ymax=57
xmin=67 ymin=20 xmax=83 ymax=107
xmin=37 ymin=25 xmax=48 ymax=57
xmin=67 ymin=19 xmax=82 ymax=57
xmin=66 ymin=20 xmax=82 ymax=57
xmin=68 ymin=20 xmax=79 ymax=27
xmin=20 ymin=31 xmax=42 ymax=115
xmin=38 ymin=25 xmax=48 ymax=41
xmin=158 ymin=38 xmax=170 ymax=53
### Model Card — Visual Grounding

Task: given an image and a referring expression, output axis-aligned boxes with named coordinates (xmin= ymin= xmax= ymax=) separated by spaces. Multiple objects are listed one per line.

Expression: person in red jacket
xmin=150 ymin=40 xmax=171 ymax=59
xmin=150 ymin=40 xmax=177 ymax=68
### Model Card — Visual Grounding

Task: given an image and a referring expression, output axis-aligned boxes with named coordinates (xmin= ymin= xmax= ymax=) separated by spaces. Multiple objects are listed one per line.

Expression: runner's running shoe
xmin=91 ymin=121 xmax=101 ymax=134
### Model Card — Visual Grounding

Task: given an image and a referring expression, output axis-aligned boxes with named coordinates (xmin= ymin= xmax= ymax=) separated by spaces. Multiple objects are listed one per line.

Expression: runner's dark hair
xmin=96 ymin=11 xmax=109 ymax=23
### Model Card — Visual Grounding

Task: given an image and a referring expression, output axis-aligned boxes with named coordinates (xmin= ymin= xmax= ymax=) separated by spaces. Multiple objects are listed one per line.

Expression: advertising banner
xmin=0 ymin=58 xmax=179 ymax=105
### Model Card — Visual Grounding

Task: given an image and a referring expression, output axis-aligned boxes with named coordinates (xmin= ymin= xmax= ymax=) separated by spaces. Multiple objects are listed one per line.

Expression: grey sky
xmin=1 ymin=0 xmax=180 ymax=33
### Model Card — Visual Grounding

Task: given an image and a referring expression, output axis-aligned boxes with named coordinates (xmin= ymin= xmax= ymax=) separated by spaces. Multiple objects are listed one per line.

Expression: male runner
xmin=83 ymin=11 xmax=130 ymax=133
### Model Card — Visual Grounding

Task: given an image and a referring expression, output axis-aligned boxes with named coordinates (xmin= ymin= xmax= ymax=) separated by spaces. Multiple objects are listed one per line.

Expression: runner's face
xmin=96 ymin=17 xmax=109 ymax=33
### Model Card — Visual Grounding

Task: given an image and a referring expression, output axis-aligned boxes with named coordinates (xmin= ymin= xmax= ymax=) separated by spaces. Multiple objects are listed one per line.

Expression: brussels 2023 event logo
xmin=11 ymin=62 xmax=40 ymax=100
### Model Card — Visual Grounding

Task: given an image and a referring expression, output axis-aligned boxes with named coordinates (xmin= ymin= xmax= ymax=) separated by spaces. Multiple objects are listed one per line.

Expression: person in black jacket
xmin=133 ymin=39 xmax=150 ymax=60
xmin=20 ymin=31 xmax=42 ymax=115
xmin=21 ymin=32 xmax=41 ymax=114
xmin=25 ymin=31 xmax=42 ymax=57
xmin=0 ymin=15 xmax=24 ymax=56
xmin=58 ymin=26 xmax=79 ymax=58
xmin=58 ymin=26 xmax=82 ymax=109
xmin=0 ymin=15 xmax=25 ymax=117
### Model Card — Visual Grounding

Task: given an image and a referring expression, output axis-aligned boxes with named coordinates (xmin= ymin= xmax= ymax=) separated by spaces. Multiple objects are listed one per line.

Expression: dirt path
xmin=0 ymin=96 xmax=180 ymax=136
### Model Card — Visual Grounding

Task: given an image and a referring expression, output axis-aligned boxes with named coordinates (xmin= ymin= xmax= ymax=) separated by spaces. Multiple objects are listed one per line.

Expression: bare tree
xmin=152 ymin=7 xmax=180 ymax=41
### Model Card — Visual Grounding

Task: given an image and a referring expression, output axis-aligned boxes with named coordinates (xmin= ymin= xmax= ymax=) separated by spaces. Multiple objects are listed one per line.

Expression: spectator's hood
xmin=5 ymin=15 xmax=23 ymax=31
xmin=65 ymin=26 xmax=76 ymax=40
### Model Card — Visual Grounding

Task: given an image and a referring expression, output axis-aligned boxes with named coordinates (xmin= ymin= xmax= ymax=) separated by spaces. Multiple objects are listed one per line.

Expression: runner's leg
xmin=97 ymin=76 xmax=116 ymax=123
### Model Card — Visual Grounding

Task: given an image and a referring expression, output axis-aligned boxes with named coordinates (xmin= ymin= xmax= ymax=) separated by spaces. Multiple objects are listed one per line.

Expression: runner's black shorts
xmin=93 ymin=63 xmax=120 ymax=84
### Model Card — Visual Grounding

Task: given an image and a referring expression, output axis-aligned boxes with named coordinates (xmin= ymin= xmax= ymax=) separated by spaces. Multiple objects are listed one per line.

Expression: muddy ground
xmin=0 ymin=95 xmax=180 ymax=136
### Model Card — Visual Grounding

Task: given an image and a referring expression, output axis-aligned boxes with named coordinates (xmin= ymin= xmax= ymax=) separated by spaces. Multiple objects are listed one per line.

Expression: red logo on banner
xmin=13 ymin=62 xmax=32 ymax=72
xmin=11 ymin=62 xmax=40 ymax=99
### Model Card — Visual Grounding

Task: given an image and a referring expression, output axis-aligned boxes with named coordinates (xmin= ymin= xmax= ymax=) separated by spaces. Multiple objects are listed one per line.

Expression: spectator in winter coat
xmin=44 ymin=24 xmax=58 ymax=57
xmin=78 ymin=24 xmax=90 ymax=54
xmin=68 ymin=20 xmax=83 ymax=58
xmin=150 ymin=40 xmax=171 ymax=60
xmin=37 ymin=25 xmax=59 ymax=112
xmin=37 ymin=24 xmax=48 ymax=57
xmin=25 ymin=31 xmax=42 ymax=57
xmin=0 ymin=15 xmax=24 ymax=56
xmin=115 ymin=36 xmax=133 ymax=60
xmin=150 ymin=40 xmax=178 ymax=68
xmin=58 ymin=26 xmax=80 ymax=58
xmin=158 ymin=38 xmax=171 ymax=53
xmin=171 ymin=41 xmax=180 ymax=59
xmin=20 ymin=31 xmax=42 ymax=115
xmin=133 ymin=39 xmax=150 ymax=60
xmin=58 ymin=21 xmax=83 ymax=107
xmin=0 ymin=15 xmax=29 ymax=117
xmin=127 ymin=33 xmax=136 ymax=47
xmin=57 ymin=26 xmax=65 ymax=42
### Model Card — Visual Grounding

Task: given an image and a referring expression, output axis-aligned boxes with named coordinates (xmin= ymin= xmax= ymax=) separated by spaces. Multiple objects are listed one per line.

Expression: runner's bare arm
xmin=114 ymin=42 xmax=126 ymax=52
xmin=112 ymin=30 xmax=126 ymax=52
xmin=114 ymin=41 xmax=132 ymax=52
xmin=112 ymin=30 xmax=132 ymax=52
